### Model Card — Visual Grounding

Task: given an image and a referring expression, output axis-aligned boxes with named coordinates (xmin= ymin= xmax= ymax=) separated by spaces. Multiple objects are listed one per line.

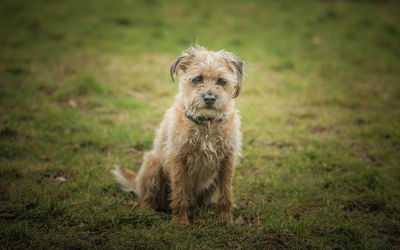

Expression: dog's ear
xmin=220 ymin=50 xmax=245 ymax=98
xmin=170 ymin=46 xmax=202 ymax=82
xmin=170 ymin=56 xmax=184 ymax=82
xmin=230 ymin=59 xmax=244 ymax=98
xmin=170 ymin=55 xmax=192 ymax=82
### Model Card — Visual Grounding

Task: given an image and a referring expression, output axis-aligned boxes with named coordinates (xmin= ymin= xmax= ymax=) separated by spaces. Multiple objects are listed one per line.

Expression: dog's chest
xmin=181 ymin=127 xmax=233 ymax=190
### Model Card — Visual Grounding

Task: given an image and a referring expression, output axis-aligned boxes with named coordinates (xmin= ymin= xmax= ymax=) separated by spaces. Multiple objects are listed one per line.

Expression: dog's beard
xmin=186 ymin=107 xmax=223 ymax=120
xmin=195 ymin=108 xmax=220 ymax=119
xmin=184 ymin=101 xmax=223 ymax=120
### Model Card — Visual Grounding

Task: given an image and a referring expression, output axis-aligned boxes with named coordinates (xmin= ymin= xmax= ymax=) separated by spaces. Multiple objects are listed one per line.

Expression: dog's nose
xmin=203 ymin=94 xmax=216 ymax=105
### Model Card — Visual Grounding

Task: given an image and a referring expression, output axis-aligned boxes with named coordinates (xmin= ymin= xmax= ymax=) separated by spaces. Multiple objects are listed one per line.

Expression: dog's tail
xmin=111 ymin=165 xmax=137 ymax=193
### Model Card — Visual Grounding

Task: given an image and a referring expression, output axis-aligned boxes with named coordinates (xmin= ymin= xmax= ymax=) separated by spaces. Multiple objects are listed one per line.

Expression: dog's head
xmin=170 ymin=45 xmax=245 ymax=120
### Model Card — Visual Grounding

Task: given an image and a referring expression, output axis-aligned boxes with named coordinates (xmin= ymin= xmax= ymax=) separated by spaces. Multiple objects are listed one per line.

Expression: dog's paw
xmin=218 ymin=211 xmax=233 ymax=224
xmin=172 ymin=215 xmax=190 ymax=226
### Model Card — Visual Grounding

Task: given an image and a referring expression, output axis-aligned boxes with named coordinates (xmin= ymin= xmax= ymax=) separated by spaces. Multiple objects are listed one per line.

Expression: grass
xmin=1 ymin=0 xmax=400 ymax=248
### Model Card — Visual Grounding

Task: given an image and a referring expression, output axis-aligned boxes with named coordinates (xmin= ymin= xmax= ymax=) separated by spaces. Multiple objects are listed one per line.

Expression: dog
xmin=112 ymin=45 xmax=245 ymax=225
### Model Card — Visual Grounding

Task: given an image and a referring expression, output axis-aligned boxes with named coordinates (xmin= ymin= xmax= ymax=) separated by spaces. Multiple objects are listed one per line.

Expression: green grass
xmin=1 ymin=0 xmax=400 ymax=248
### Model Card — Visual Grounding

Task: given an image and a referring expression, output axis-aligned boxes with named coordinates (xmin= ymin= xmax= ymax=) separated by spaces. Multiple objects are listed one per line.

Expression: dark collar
xmin=185 ymin=111 xmax=224 ymax=126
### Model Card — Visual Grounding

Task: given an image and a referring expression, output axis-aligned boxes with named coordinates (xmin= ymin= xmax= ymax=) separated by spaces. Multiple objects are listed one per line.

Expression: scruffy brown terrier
xmin=112 ymin=45 xmax=245 ymax=225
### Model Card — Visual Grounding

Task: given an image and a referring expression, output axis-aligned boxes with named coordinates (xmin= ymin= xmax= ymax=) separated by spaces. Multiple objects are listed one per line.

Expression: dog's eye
xmin=217 ymin=78 xmax=227 ymax=86
xmin=192 ymin=75 xmax=203 ymax=84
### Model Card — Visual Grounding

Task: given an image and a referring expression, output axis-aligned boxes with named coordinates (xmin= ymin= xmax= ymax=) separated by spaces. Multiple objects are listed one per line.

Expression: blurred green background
xmin=1 ymin=0 xmax=399 ymax=248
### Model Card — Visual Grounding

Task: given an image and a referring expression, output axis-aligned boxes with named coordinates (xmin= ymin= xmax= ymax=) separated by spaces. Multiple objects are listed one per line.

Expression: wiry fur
xmin=111 ymin=165 xmax=136 ymax=192
xmin=112 ymin=45 xmax=245 ymax=225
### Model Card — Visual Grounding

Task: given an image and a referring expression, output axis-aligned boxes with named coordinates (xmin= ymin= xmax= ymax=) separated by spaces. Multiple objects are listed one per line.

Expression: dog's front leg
xmin=169 ymin=156 xmax=190 ymax=225
xmin=216 ymin=154 xmax=235 ymax=223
